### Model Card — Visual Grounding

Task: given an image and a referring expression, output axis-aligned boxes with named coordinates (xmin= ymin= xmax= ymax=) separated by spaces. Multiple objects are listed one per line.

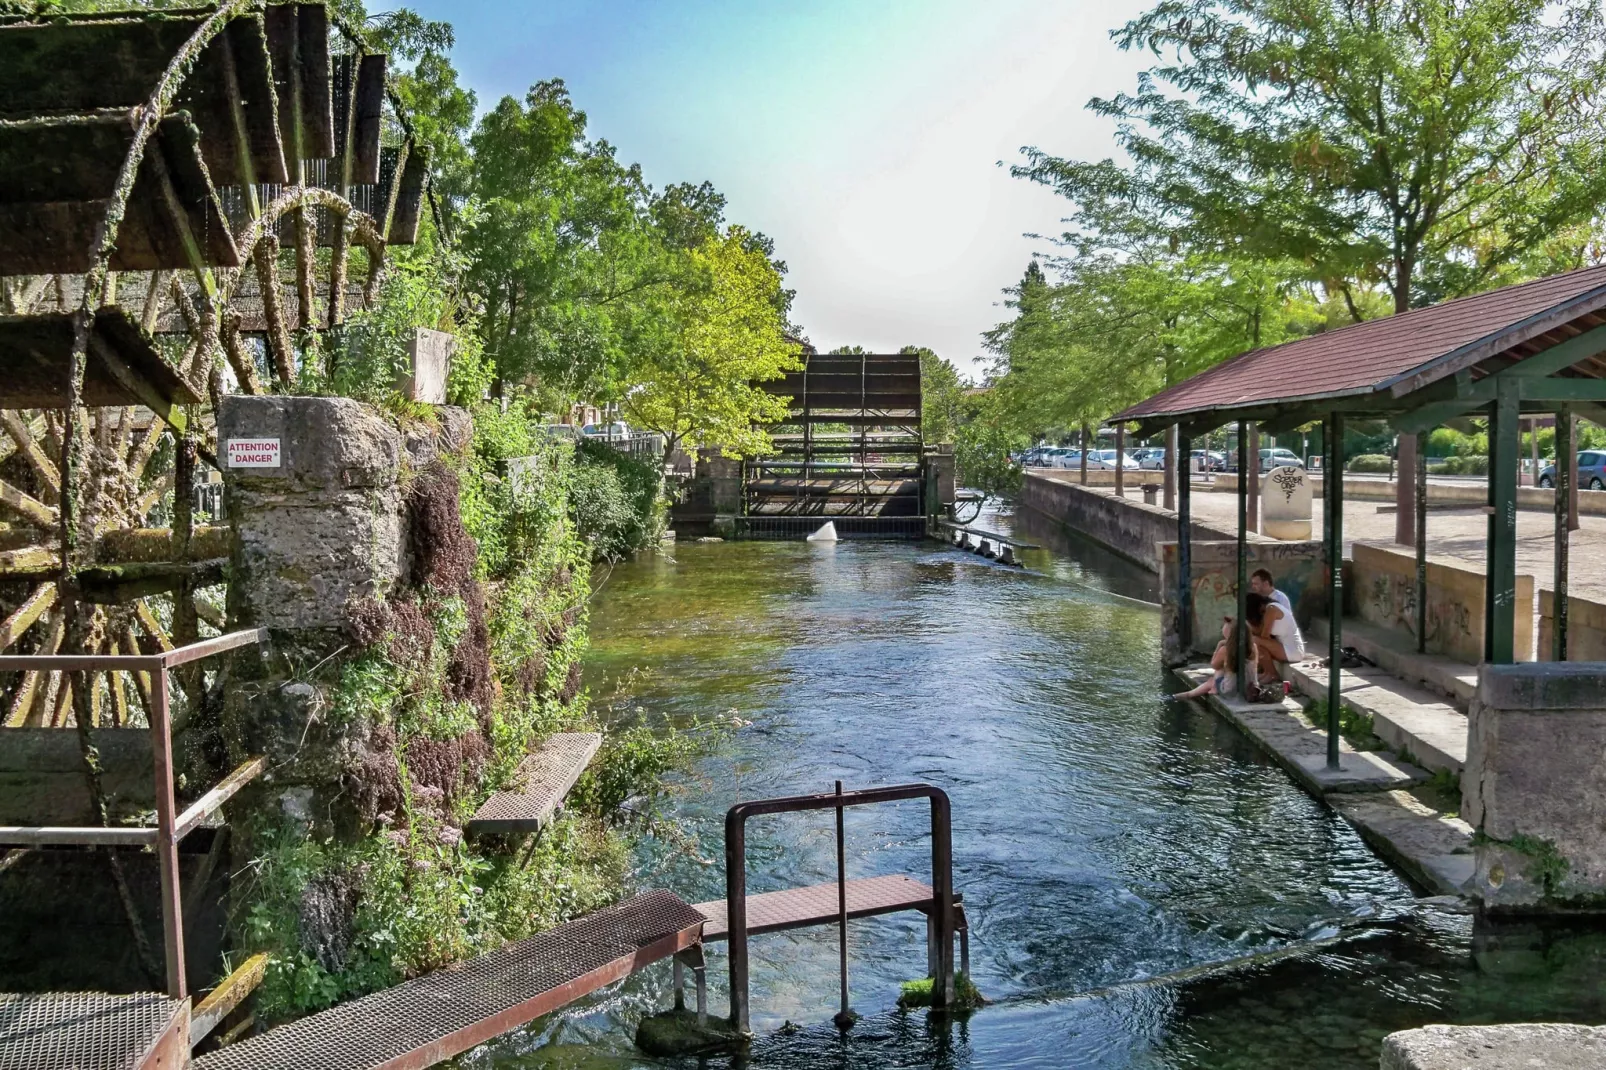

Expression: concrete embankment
xmin=1383 ymin=1024 xmax=1606 ymax=1069
xmin=1018 ymin=471 xmax=1243 ymax=572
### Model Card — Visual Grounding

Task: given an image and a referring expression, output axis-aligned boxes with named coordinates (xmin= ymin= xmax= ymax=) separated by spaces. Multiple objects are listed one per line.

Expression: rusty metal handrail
xmin=723 ymin=782 xmax=954 ymax=1032
xmin=0 ymin=627 xmax=268 ymax=1000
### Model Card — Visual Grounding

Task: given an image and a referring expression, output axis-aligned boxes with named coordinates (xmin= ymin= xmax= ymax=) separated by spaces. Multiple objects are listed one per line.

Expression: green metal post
xmin=1178 ymin=431 xmax=1193 ymax=655
xmin=1554 ymin=405 xmax=1572 ymax=661
xmin=1415 ymin=432 xmax=1427 ymax=654
xmin=1485 ymin=379 xmax=1520 ymax=664
xmin=1236 ymin=421 xmax=1249 ymax=697
xmin=1325 ymin=413 xmax=1344 ymax=770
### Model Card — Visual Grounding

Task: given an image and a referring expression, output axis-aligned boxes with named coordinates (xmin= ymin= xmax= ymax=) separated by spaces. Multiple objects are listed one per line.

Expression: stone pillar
xmin=1464 ymin=663 xmax=1606 ymax=908
xmin=220 ymin=396 xmax=404 ymax=632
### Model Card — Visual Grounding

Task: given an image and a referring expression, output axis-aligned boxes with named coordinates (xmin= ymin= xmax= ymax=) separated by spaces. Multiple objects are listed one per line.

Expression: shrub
xmin=571 ymin=439 xmax=665 ymax=560
xmin=1439 ymin=454 xmax=1489 ymax=476
xmin=1346 ymin=453 xmax=1393 ymax=474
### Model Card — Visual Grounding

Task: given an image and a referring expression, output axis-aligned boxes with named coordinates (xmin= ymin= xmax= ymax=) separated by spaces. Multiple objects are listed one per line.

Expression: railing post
xmin=151 ymin=666 xmax=186 ymax=1000
xmin=724 ymin=806 xmax=749 ymax=1033
xmin=930 ymin=792 xmax=954 ymax=1005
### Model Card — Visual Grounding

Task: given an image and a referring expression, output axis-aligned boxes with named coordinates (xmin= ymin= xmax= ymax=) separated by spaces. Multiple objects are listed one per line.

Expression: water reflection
xmin=466 ymin=513 xmax=1605 ymax=1070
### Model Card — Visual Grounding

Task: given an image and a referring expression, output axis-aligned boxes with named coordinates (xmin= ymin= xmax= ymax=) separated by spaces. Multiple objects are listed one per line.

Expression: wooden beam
xmin=174 ymin=757 xmax=265 ymax=840
xmin=0 ymin=412 xmax=61 ymax=503
xmin=0 ymin=478 xmax=58 ymax=530
xmin=89 ymin=334 xmax=188 ymax=434
xmin=190 ymin=952 xmax=269 ymax=1048
xmin=0 ymin=583 xmax=55 ymax=651
xmin=0 ymin=545 xmax=58 ymax=579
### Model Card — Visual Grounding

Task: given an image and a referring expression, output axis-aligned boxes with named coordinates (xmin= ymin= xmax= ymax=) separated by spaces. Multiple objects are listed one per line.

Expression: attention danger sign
xmin=227 ymin=438 xmax=281 ymax=468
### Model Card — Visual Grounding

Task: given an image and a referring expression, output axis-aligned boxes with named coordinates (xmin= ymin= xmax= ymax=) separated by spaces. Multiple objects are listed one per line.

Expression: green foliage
xmin=571 ymin=440 xmax=665 ymax=560
xmin=1434 ymin=455 xmax=1490 ymax=476
xmin=908 ymin=345 xmax=965 ymax=446
xmin=896 ymin=973 xmax=986 ymax=1011
xmin=1019 ymin=0 xmax=1606 ymax=315
xmin=955 ymin=389 xmax=1025 ymax=497
xmin=617 ymin=226 xmax=802 ymax=461
xmin=1507 ymin=833 xmax=1572 ymax=895
xmin=1346 ymin=454 xmax=1394 ymax=474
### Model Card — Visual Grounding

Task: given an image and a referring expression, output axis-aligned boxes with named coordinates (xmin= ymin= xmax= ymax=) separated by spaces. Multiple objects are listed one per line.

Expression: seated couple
xmin=1178 ymin=569 xmax=1304 ymax=700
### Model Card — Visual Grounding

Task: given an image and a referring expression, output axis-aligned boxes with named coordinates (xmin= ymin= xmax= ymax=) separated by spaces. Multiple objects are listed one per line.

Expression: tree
xmin=619 ymin=227 xmax=802 ymax=464
xmin=903 ymin=345 xmax=966 ymax=445
xmin=1017 ymin=0 xmax=1606 ymax=316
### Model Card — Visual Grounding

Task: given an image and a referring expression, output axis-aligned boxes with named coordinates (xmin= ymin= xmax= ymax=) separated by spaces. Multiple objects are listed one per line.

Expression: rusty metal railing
xmin=723 ymin=782 xmax=955 ymax=1033
xmin=0 ymin=628 xmax=268 ymax=1000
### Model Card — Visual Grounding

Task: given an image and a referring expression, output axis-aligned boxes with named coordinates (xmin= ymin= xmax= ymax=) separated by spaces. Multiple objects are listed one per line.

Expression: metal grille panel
xmin=468 ymin=732 xmax=601 ymax=834
xmin=695 ymin=875 xmax=934 ymax=942
xmin=194 ymin=890 xmax=705 ymax=1070
xmin=0 ymin=992 xmax=183 ymax=1070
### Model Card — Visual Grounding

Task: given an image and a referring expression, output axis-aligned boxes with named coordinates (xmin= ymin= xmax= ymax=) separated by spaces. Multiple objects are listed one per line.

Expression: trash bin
xmin=1142 ymin=483 xmax=1160 ymax=505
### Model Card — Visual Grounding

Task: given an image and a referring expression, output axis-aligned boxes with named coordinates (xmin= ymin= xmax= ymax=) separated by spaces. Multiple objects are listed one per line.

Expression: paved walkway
xmin=1150 ymin=479 xmax=1599 ymax=601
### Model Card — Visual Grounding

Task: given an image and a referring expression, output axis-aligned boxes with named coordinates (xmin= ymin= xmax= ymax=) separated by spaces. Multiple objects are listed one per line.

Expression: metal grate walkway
xmin=467 ymin=732 xmax=601 ymax=835
xmin=0 ymin=991 xmax=187 ymax=1070
xmin=695 ymin=875 xmax=939 ymax=942
xmin=193 ymin=890 xmax=705 ymax=1070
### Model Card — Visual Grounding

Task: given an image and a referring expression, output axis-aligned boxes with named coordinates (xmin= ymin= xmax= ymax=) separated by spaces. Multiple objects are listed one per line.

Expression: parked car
xmin=1046 ymin=447 xmax=1083 ymax=469
xmin=1226 ymin=447 xmax=1305 ymax=472
xmin=581 ymin=421 xmax=631 ymax=439
xmin=1191 ymin=449 xmax=1227 ymax=472
xmin=1540 ymin=451 xmax=1606 ymax=490
xmin=1088 ymin=449 xmax=1142 ymax=470
xmin=1136 ymin=448 xmax=1171 ymax=470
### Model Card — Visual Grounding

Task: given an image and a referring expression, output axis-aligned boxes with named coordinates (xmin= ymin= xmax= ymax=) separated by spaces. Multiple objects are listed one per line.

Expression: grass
xmin=897 ymin=973 xmax=986 ymax=1011
xmin=1304 ymin=697 xmax=1387 ymax=751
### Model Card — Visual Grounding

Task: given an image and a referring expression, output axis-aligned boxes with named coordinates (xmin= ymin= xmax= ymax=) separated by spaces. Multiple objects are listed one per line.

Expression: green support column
xmin=1177 ymin=431 xmax=1194 ymax=656
xmin=1554 ymin=405 xmax=1572 ymax=661
xmin=1236 ymin=421 xmax=1249 ymax=697
xmin=1485 ymin=379 xmax=1520 ymax=664
xmin=1415 ymin=432 xmax=1428 ymax=654
xmin=1325 ymin=413 xmax=1344 ymax=770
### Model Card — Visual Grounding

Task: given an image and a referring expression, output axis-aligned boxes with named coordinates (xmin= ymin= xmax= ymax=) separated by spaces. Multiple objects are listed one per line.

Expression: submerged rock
xmin=634 ymin=1009 xmax=744 ymax=1056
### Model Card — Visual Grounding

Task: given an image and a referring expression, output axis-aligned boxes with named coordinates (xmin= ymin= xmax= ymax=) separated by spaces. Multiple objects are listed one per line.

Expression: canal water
xmin=469 ymin=510 xmax=1605 ymax=1069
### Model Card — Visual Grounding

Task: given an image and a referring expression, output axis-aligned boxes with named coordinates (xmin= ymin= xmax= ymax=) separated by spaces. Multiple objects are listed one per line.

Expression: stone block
xmin=1260 ymin=465 xmax=1312 ymax=540
xmin=1539 ymin=588 xmax=1606 ymax=661
xmin=1382 ymin=1024 xmax=1606 ymax=1069
xmin=1350 ymin=541 xmax=1534 ymax=664
xmin=1464 ymin=663 xmax=1606 ymax=908
xmin=403 ymin=327 xmax=453 ymax=404
xmin=219 ymin=395 xmax=400 ymax=491
xmin=221 ymin=395 xmax=405 ymax=632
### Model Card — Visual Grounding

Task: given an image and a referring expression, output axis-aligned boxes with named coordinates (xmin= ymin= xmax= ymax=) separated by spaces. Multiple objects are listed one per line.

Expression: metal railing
xmin=0 ymin=629 xmax=269 ymax=1000
xmin=723 ymin=783 xmax=955 ymax=1032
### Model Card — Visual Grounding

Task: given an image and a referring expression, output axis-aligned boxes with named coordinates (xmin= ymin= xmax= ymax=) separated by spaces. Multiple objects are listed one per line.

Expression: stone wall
xmin=217 ymin=395 xmax=474 ymax=838
xmin=1020 ymin=472 xmax=1244 ymax=573
xmin=1539 ymin=588 xmax=1606 ymax=662
xmin=1350 ymin=541 xmax=1535 ymax=664
xmin=1020 ymin=467 xmax=1147 ymax=488
xmin=1158 ymin=539 xmax=1328 ymax=664
xmin=1383 ymin=1024 xmax=1606 ymax=1069
xmin=1464 ymin=663 xmax=1606 ymax=909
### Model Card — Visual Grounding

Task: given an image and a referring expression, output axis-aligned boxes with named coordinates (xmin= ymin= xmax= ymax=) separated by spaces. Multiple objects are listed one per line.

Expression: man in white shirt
xmin=1250 ymin=568 xmax=1305 ymax=666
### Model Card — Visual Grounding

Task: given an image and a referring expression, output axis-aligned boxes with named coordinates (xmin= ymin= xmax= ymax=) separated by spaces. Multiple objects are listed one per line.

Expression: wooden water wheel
xmin=0 ymin=2 xmax=431 ymax=727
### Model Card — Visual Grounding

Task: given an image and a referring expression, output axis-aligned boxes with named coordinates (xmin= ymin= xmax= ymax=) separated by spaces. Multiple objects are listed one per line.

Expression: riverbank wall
xmin=1019 ymin=472 xmax=1241 ymax=572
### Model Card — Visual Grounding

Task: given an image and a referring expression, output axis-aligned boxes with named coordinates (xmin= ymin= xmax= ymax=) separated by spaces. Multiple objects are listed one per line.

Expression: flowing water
xmin=468 ymin=509 xmax=1606 ymax=1070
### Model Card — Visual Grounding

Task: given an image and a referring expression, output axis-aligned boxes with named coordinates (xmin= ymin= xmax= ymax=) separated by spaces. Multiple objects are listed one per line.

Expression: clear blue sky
xmin=405 ymin=0 xmax=1151 ymax=376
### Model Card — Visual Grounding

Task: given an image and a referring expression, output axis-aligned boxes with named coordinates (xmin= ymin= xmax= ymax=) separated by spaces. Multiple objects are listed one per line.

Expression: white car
xmin=1088 ymin=449 xmax=1142 ymax=470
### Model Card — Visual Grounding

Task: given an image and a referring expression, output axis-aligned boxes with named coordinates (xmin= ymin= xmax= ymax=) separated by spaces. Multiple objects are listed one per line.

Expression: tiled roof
xmin=1114 ymin=265 xmax=1606 ymax=422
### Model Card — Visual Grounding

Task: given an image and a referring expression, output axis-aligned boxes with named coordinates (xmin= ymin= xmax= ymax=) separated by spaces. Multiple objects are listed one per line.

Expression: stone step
xmin=1285 ymin=658 xmax=1468 ymax=776
xmin=1311 ymin=619 xmax=1478 ymax=711
xmin=1178 ymin=667 xmax=1429 ymax=794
